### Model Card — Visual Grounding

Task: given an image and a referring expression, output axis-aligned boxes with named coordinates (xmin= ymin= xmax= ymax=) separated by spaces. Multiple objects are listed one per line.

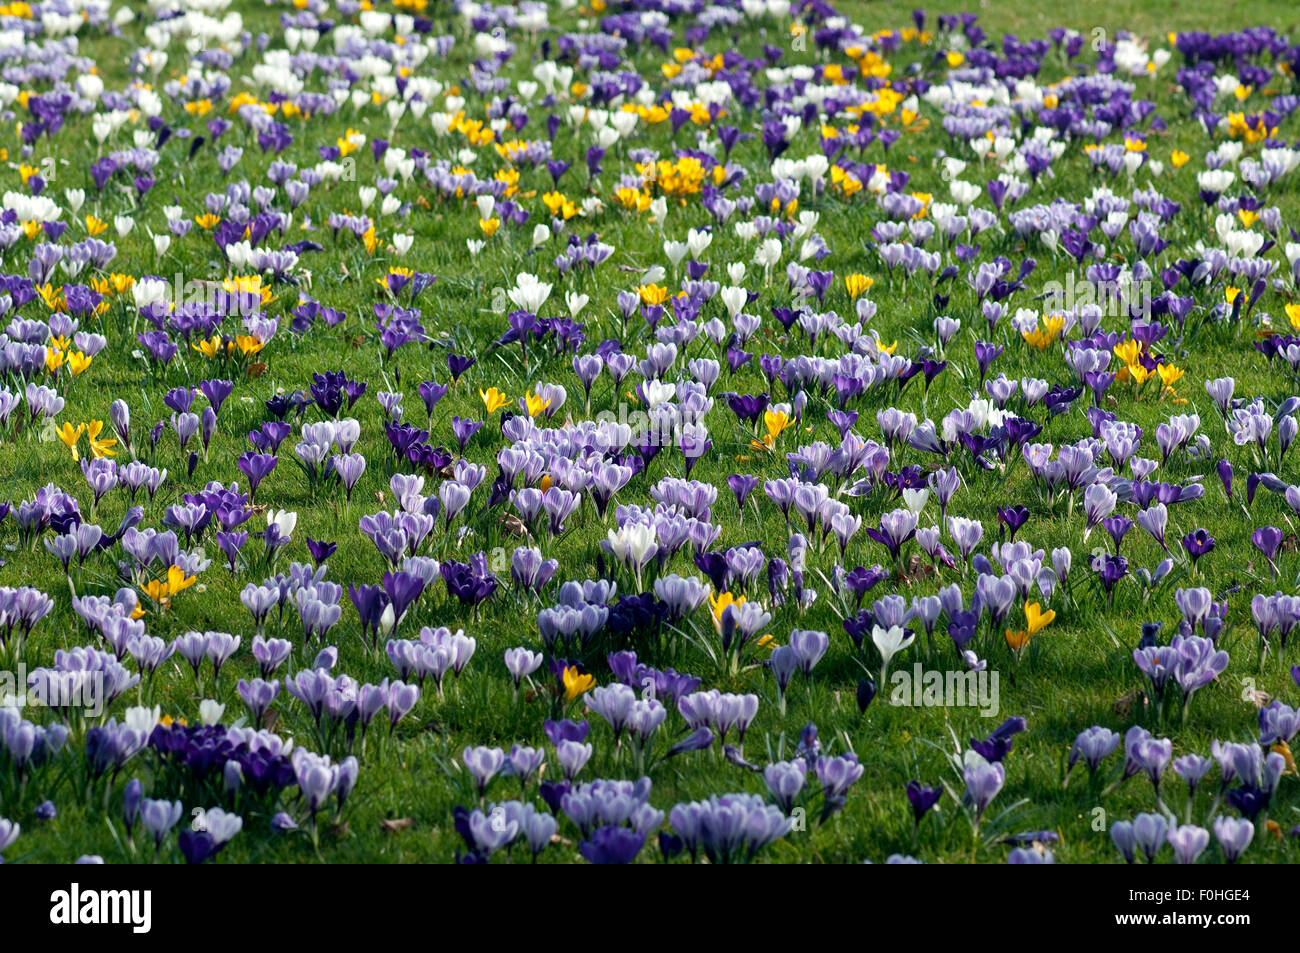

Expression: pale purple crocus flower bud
xmin=503 ymin=646 xmax=543 ymax=690
xmin=1167 ymin=823 xmax=1210 ymax=864
xmin=555 ymin=739 xmax=593 ymax=780
xmin=462 ymin=745 xmax=505 ymax=796
xmin=763 ymin=759 xmax=806 ymax=812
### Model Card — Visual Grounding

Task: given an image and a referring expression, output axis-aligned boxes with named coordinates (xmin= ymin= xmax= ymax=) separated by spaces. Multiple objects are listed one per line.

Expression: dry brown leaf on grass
xmin=1114 ymin=688 xmax=1146 ymax=717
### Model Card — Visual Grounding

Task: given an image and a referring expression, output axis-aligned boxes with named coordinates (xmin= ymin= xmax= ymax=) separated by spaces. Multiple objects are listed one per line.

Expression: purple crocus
xmin=1252 ymin=526 xmax=1283 ymax=576
xmin=237 ymin=452 xmax=277 ymax=501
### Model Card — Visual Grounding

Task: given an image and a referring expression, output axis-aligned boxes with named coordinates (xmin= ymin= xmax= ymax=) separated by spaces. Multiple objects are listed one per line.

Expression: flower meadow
xmin=0 ymin=0 xmax=1299 ymax=869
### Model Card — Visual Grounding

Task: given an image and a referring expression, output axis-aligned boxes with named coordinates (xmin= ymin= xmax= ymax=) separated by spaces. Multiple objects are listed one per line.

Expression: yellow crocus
xmin=844 ymin=273 xmax=873 ymax=297
xmin=638 ymin=284 xmax=668 ymax=306
xmin=764 ymin=408 xmax=791 ymax=440
xmin=67 ymin=351 xmax=92 ymax=376
xmin=1113 ymin=338 xmax=1142 ymax=367
xmin=562 ymin=665 xmax=595 ymax=701
xmin=1005 ymin=628 xmax=1030 ymax=651
xmin=1025 ymin=601 xmax=1055 ymax=636
xmin=709 ymin=590 xmax=745 ymax=635
xmin=142 ymin=578 xmax=170 ymax=604
xmin=193 ymin=335 xmax=224 ymax=359
xmin=1022 ymin=316 xmax=1064 ymax=349
xmin=236 ymin=335 xmax=265 ymax=357
xmin=166 ymin=564 xmax=196 ymax=595
xmin=1157 ymin=363 xmax=1185 ymax=392
xmin=522 ymin=391 xmax=551 ymax=418
xmin=85 ymin=419 xmax=117 ymax=458
xmin=1272 ymin=740 xmax=1297 ymax=775
xmin=479 ymin=387 xmax=510 ymax=414
xmin=1171 ymin=149 xmax=1189 ymax=168
xmin=56 ymin=421 xmax=84 ymax=457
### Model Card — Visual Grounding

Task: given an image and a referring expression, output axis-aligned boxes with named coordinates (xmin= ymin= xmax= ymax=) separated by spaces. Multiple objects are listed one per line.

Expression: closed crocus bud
xmin=109 ymin=399 xmax=131 ymax=449
xmin=1281 ymin=416 xmax=1298 ymax=458
xmin=123 ymin=778 xmax=143 ymax=834
xmin=1217 ymin=459 xmax=1233 ymax=500
xmin=200 ymin=406 xmax=217 ymax=453
xmin=224 ymin=759 xmax=243 ymax=796
xmin=336 ymin=757 xmax=359 ymax=809
xmin=856 ymin=678 xmax=877 ymax=713
xmin=1051 ymin=546 xmax=1072 ymax=582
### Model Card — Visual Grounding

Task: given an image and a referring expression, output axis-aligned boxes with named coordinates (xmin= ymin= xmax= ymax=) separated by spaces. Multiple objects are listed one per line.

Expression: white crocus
xmin=508 ymin=273 xmax=552 ymax=312
xmin=605 ymin=523 xmax=658 ymax=589
xmin=267 ymin=509 xmax=298 ymax=539
xmin=132 ymin=276 xmax=170 ymax=309
xmin=720 ymin=285 xmax=747 ymax=319
xmin=124 ymin=705 xmax=161 ymax=733
xmin=872 ymin=624 xmax=915 ymax=683
xmin=199 ymin=699 xmax=225 ymax=726
xmin=901 ymin=488 xmax=929 ymax=516
xmin=643 ymin=380 xmax=675 ymax=408
xmin=565 ymin=292 xmax=589 ymax=318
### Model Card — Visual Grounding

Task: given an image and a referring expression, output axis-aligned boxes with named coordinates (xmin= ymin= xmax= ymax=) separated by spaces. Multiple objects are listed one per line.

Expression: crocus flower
xmin=480 ymin=387 xmax=509 ymax=414
xmin=1166 ymin=824 xmax=1210 ymax=865
xmin=1212 ymin=815 xmax=1254 ymax=863
xmin=872 ymin=623 xmax=914 ymax=682
xmin=962 ymin=754 xmax=1005 ymax=821
xmin=1181 ymin=529 xmax=1215 ymax=568
xmin=1252 ymin=526 xmax=1283 ymax=576
xmin=906 ymin=780 xmax=942 ymax=825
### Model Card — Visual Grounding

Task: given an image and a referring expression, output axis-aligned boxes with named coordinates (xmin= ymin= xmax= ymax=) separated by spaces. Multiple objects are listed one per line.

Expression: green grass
xmin=2 ymin=0 xmax=1300 ymax=863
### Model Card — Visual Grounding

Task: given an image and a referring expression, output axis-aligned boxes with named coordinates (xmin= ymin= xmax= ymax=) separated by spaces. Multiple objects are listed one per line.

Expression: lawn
xmin=0 ymin=0 xmax=1298 ymax=864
